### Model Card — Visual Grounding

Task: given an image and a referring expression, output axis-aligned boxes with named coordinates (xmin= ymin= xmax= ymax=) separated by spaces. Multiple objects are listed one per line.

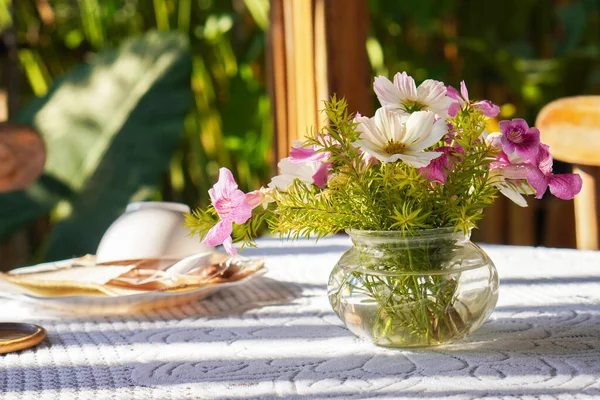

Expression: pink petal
xmin=459 ymin=80 xmax=469 ymax=101
xmin=312 ymin=162 xmax=331 ymax=189
xmin=290 ymin=146 xmax=315 ymax=161
xmin=534 ymin=143 xmax=553 ymax=175
xmin=548 ymin=173 xmax=583 ymax=200
xmin=222 ymin=236 xmax=237 ymax=256
xmin=418 ymin=147 xmax=453 ymax=184
xmin=419 ymin=157 xmax=448 ymax=183
xmin=446 ymin=85 xmax=462 ymax=101
xmin=498 ymin=119 xmax=514 ymax=133
xmin=500 ymin=139 xmax=517 ymax=159
xmin=203 ymin=220 xmax=233 ymax=246
xmin=290 ymin=146 xmax=329 ymax=163
xmin=502 ymin=164 xmax=529 ymax=180
xmin=513 ymin=128 xmax=540 ymax=161
xmin=212 ymin=168 xmax=238 ymax=199
xmin=245 ymin=190 xmax=263 ymax=208
xmin=228 ymin=190 xmax=253 ymax=225
xmin=526 ymin=167 xmax=549 ymax=199
xmin=509 ymin=118 xmax=530 ymax=132
xmin=448 ymin=102 xmax=460 ymax=117
xmin=476 ymin=100 xmax=500 ymax=117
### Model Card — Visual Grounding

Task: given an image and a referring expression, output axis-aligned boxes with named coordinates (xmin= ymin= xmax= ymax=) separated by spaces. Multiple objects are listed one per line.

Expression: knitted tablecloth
xmin=1 ymin=236 xmax=600 ymax=399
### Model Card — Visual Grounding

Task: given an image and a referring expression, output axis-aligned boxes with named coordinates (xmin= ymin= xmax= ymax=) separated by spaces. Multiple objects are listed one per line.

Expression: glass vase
xmin=327 ymin=228 xmax=499 ymax=348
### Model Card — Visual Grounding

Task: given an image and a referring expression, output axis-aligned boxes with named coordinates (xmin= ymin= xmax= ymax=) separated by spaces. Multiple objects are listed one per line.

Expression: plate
xmin=0 ymin=257 xmax=266 ymax=314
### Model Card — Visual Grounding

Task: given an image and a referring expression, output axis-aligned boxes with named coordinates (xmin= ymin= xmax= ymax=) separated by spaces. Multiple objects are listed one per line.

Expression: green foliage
xmin=8 ymin=0 xmax=271 ymax=207
xmin=2 ymin=31 xmax=193 ymax=261
xmin=368 ymin=0 xmax=600 ymax=123
xmin=185 ymin=205 xmax=218 ymax=242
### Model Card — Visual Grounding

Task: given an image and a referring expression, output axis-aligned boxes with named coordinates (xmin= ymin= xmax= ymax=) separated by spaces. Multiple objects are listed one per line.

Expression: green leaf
xmin=5 ymin=31 xmax=193 ymax=261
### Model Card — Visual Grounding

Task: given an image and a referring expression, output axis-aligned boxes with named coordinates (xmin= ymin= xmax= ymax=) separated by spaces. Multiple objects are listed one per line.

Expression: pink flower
xmin=290 ymin=141 xmax=330 ymax=163
xmin=312 ymin=162 xmax=332 ymax=188
xmin=526 ymin=144 xmax=582 ymax=200
xmin=488 ymin=139 xmax=582 ymax=204
xmin=447 ymin=81 xmax=500 ymax=118
xmin=498 ymin=118 xmax=540 ymax=162
xmin=487 ymin=136 xmax=535 ymax=207
xmin=203 ymin=168 xmax=260 ymax=255
xmin=418 ymin=145 xmax=463 ymax=184
xmin=288 ymin=141 xmax=332 ymax=189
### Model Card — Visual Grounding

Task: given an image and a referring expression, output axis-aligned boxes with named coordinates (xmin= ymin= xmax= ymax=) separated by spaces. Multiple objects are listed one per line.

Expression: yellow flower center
xmin=383 ymin=141 xmax=407 ymax=155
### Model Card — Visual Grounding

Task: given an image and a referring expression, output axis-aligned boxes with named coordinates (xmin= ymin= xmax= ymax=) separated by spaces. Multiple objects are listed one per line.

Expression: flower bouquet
xmin=186 ymin=71 xmax=582 ymax=347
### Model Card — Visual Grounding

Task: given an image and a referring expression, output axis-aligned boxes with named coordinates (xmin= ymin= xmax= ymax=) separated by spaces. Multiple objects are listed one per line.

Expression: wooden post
xmin=268 ymin=0 xmax=372 ymax=166
xmin=573 ymin=165 xmax=600 ymax=250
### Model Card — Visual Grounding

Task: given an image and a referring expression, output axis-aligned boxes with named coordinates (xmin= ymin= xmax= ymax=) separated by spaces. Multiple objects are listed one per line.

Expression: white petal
xmin=392 ymin=72 xmax=418 ymax=101
xmin=356 ymin=145 xmax=402 ymax=163
xmin=373 ymin=107 xmax=406 ymax=143
xmin=478 ymin=128 xmax=490 ymax=142
xmin=397 ymin=151 xmax=443 ymax=168
xmin=506 ymin=150 xmax=526 ymax=165
xmin=268 ymin=175 xmax=294 ymax=190
xmin=373 ymin=76 xmax=403 ymax=110
xmin=417 ymin=79 xmax=447 ymax=105
xmin=356 ymin=113 xmax=389 ymax=148
xmin=428 ymin=97 xmax=453 ymax=118
xmin=497 ymin=184 xmax=528 ymax=207
xmin=409 ymin=117 xmax=447 ymax=152
xmin=485 ymin=132 xmax=503 ymax=148
xmin=268 ymin=158 xmax=320 ymax=190
xmin=401 ymin=111 xmax=436 ymax=148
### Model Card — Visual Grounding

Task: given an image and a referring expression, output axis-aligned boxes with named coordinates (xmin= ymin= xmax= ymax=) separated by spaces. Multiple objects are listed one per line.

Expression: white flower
xmin=485 ymin=131 xmax=502 ymax=148
xmin=374 ymin=72 xmax=451 ymax=117
xmin=258 ymin=186 xmax=276 ymax=209
xmin=489 ymin=169 xmax=534 ymax=207
xmin=268 ymin=157 xmax=321 ymax=190
xmin=495 ymin=182 xmax=533 ymax=208
xmin=355 ymin=108 xmax=447 ymax=167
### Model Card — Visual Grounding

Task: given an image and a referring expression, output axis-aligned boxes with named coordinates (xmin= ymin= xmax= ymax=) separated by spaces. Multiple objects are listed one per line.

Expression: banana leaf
xmin=2 ymin=31 xmax=193 ymax=261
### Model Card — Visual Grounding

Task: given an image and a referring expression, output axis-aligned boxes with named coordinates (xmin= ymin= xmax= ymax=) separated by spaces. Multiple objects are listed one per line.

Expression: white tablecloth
xmin=1 ymin=236 xmax=600 ymax=399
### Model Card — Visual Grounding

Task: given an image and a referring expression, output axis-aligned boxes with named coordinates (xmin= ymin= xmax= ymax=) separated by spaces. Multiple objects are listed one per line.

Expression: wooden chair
xmin=536 ymin=96 xmax=600 ymax=250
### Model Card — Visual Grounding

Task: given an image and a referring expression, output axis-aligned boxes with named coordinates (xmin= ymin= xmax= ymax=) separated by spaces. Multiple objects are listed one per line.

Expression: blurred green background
xmin=0 ymin=0 xmax=598 ymax=266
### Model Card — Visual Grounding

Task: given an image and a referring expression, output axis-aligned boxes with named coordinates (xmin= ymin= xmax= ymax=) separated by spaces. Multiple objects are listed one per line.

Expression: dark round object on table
xmin=0 ymin=323 xmax=47 ymax=354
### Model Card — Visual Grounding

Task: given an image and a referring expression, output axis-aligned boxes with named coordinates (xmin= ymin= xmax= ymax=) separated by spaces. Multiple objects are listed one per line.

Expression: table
xmin=1 ymin=236 xmax=600 ymax=399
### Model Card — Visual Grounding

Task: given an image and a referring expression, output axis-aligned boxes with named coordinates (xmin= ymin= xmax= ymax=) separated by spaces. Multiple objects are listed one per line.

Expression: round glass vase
xmin=327 ymin=228 xmax=499 ymax=348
